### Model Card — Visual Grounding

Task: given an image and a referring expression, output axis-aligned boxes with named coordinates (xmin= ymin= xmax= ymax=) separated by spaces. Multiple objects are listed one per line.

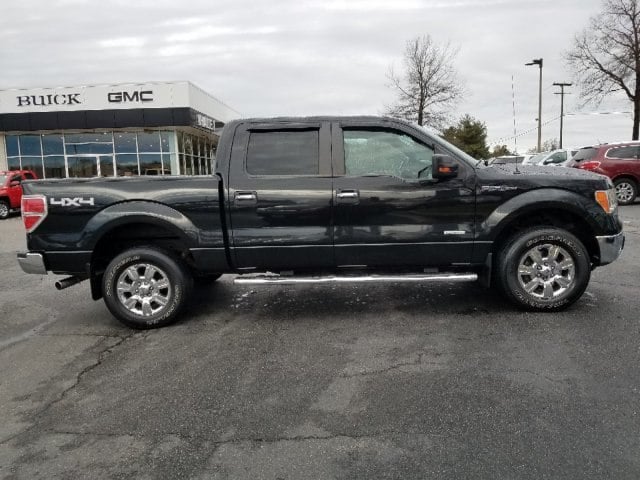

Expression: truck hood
xmin=478 ymin=163 xmax=612 ymax=194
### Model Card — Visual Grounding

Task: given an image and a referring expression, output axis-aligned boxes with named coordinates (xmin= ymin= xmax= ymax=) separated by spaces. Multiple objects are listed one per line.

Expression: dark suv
xmin=569 ymin=142 xmax=640 ymax=205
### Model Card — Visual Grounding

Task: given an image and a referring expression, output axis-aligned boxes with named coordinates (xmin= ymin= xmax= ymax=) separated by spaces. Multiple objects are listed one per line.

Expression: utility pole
xmin=526 ymin=58 xmax=543 ymax=152
xmin=553 ymin=82 xmax=572 ymax=148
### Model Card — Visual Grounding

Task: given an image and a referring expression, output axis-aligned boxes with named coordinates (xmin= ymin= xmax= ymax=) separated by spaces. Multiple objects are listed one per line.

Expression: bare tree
xmin=566 ymin=0 xmax=640 ymax=139
xmin=386 ymin=35 xmax=464 ymax=128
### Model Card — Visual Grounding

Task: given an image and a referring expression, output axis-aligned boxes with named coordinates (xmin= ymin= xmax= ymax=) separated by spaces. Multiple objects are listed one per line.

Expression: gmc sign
xmin=107 ymin=90 xmax=153 ymax=103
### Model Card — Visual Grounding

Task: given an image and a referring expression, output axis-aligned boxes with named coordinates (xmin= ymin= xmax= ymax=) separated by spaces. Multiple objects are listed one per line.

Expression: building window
xmin=20 ymin=156 xmax=45 ymax=178
xmin=19 ymin=135 xmax=42 ymax=156
xmin=3 ymin=130 xmax=214 ymax=178
xmin=44 ymin=156 xmax=66 ymax=178
xmin=116 ymin=154 xmax=139 ymax=176
xmin=7 ymin=157 xmax=21 ymax=171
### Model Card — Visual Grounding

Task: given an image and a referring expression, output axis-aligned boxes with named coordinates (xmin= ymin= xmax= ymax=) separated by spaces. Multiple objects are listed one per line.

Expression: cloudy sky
xmin=0 ymin=0 xmax=632 ymax=152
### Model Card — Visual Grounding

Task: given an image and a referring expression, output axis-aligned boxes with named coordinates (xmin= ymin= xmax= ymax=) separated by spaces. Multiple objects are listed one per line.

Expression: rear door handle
xmin=336 ymin=189 xmax=360 ymax=204
xmin=234 ymin=191 xmax=258 ymax=206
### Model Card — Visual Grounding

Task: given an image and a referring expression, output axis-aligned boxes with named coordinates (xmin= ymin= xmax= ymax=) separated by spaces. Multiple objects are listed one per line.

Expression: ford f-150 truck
xmin=17 ymin=116 xmax=624 ymax=328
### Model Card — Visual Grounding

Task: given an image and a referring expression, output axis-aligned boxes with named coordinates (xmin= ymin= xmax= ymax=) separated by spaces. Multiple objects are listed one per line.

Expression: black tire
xmin=102 ymin=246 xmax=193 ymax=329
xmin=0 ymin=200 xmax=9 ymax=220
xmin=194 ymin=273 xmax=222 ymax=285
xmin=613 ymin=178 xmax=637 ymax=205
xmin=496 ymin=227 xmax=591 ymax=311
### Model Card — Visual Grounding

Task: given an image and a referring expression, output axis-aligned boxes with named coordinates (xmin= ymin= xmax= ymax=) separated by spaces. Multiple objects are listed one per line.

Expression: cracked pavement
xmin=1 ymin=206 xmax=640 ymax=479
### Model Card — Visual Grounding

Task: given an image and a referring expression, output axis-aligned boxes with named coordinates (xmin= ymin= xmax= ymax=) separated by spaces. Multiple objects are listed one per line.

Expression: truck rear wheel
xmin=496 ymin=227 xmax=590 ymax=311
xmin=102 ymin=247 xmax=193 ymax=329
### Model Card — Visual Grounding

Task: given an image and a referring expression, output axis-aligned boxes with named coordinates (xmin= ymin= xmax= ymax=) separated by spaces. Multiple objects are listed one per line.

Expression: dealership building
xmin=0 ymin=81 xmax=240 ymax=178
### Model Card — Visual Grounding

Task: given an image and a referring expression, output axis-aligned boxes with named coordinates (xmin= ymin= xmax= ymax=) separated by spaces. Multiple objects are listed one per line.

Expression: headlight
xmin=595 ymin=188 xmax=618 ymax=214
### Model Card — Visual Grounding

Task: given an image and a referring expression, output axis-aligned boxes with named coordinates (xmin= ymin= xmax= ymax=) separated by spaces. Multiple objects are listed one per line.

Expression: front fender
xmin=79 ymin=200 xmax=200 ymax=250
xmin=479 ymin=188 xmax=616 ymax=241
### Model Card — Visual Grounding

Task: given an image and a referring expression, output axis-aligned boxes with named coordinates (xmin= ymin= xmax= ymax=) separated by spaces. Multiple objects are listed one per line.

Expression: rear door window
xmin=246 ymin=130 xmax=319 ymax=176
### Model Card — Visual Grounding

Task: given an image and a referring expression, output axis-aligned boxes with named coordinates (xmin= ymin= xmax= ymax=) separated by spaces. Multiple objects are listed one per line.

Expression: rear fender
xmin=80 ymin=201 xmax=199 ymax=251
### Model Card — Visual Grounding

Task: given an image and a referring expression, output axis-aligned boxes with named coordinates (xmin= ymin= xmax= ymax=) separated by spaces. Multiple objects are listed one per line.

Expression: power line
xmin=489 ymin=115 xmax=561 ymax=146
xmin=488 ymin=110 xmax=633 ymax=146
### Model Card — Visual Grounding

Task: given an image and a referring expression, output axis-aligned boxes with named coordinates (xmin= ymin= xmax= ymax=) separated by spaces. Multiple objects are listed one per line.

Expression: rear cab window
xmin=572 ymin=148 xmax=598 ymax=162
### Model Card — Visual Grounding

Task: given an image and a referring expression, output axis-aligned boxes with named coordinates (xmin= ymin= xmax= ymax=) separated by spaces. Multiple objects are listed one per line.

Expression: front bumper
xmin=17 ymin=252 xmax=48 ymax=275
xmin=596 ymin=231 xmax=625 ymax=266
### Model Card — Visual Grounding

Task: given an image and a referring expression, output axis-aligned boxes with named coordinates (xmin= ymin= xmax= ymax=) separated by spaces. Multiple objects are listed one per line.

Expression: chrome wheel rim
xmin=116 ymin=263 xmax=172 ymax=317
xmin=0 ymin=203 xmax=8 ymax=218
xmin=517 ymin=243 xmax=575 ymax=300
xmin=615 ymin=182 xmax=635 ymax=203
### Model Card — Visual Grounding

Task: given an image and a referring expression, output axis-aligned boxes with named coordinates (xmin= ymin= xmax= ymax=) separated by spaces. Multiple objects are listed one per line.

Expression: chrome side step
xmin=234 ymin=273 xmax=478 ymax=285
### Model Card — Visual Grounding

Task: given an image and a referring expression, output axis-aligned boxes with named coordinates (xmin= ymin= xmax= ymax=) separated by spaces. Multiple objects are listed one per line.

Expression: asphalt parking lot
xmin=1 ymin=206 xmax=639 ymax=480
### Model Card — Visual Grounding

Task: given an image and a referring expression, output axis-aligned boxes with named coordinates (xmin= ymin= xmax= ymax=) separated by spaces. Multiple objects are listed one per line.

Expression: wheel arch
xmin=612 ymin=174 xmax=638 ymax=188
xmin=483 ymin=190 xmax=602 ymax=263
xmin=85 ymin=201 xmax=200 ymax=299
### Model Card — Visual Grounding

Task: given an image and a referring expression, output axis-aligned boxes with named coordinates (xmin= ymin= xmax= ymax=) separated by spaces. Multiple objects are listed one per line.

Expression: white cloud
xmin=99 ymin=37 xmax=147 ymax=48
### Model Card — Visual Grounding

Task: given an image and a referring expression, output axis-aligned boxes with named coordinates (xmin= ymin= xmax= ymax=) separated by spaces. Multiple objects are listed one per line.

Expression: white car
xmin=523 ymin=148 xmax=579 ymax=167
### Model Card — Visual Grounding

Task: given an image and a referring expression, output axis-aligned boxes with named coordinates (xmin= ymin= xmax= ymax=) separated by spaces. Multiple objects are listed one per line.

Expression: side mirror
xmin=9 ymin=180 xmax=20 ymax=187
xmin=432 ymin=154 xmax=459 ymax=180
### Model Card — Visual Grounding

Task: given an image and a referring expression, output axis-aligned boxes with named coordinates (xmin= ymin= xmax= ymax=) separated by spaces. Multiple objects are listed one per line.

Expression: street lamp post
xmin=526 ymin=58 xmax=543 ymax=152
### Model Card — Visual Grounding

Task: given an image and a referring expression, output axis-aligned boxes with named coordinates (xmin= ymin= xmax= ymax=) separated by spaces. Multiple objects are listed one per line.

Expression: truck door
xmin=332 ymin=121 xmax=476 ymax=268
xmin=228 ymin=121 xmax=334 ymax=270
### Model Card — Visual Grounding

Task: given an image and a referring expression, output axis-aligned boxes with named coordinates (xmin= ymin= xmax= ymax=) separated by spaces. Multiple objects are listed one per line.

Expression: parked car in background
xmin=522 ymin=152 xmax=548 ymax=165
xmin=0 ymin=170 xmax=38 ymax=219
xmin=524 ymin=148 xmax=579 ymax=167
xmin=569 ymin=142 xmax=640 ymax=205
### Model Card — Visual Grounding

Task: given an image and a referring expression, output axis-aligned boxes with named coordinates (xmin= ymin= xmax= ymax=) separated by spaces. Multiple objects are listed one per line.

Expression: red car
xmin=569 ymin=142 xmax=640 ymax=205
xmin=0 ymin=170 xmax=38 ymax=219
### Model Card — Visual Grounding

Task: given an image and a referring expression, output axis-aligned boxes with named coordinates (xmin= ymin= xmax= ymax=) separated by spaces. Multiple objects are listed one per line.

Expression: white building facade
xmin=0 ymin=81 xmax=240 ymax=178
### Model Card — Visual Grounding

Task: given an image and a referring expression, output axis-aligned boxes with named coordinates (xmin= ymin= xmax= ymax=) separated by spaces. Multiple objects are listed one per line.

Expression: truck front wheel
xmin=496 ymin=227 xmax=590 ymax=311
xmin=102 ymin=247 xmax=193 ymax=329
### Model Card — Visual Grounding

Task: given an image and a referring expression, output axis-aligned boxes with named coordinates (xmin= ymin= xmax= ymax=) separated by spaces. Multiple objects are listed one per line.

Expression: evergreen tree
xmin=441 ymin=115 xmax=491 ymax=159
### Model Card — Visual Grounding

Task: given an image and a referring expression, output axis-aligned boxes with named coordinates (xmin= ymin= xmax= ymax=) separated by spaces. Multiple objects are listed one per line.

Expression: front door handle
xmin=336 ymin=189 xmax=360 ymax=204
xmin=234 ymin=191 xmax=258 ymax=206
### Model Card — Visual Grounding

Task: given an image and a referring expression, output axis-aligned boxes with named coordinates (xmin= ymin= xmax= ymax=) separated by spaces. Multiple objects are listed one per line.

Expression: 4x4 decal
xmin=49 ymin=197 xmax=95 ymax=207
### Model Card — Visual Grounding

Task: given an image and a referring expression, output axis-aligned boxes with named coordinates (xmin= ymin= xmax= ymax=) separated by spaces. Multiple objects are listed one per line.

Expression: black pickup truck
xmin=17 ymin=116 xmax=624 ymax=328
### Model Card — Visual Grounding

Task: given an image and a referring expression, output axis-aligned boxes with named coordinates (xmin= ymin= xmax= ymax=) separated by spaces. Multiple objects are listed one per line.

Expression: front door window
xmin=344 ymin=130 xmax=434 ymax=180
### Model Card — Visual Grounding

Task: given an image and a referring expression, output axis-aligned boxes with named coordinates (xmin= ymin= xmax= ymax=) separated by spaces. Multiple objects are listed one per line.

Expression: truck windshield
xmin=0 ymin=175 xmax=7 ymax=185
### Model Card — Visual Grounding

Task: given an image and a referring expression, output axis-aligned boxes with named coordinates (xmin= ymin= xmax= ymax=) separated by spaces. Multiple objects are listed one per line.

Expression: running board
xmin=234 ymin=273 xmax=478 ymax=285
